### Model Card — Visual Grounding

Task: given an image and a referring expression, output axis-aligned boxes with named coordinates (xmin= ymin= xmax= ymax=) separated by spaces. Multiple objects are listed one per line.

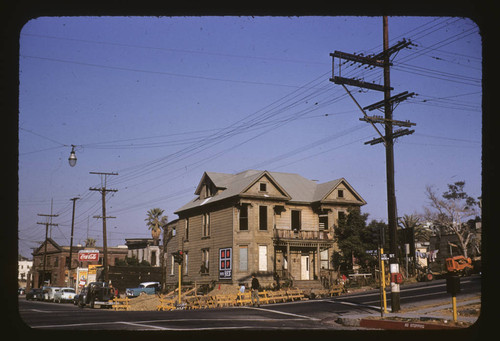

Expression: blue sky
xmin=18 ymin=16 xmax=482 ymax=258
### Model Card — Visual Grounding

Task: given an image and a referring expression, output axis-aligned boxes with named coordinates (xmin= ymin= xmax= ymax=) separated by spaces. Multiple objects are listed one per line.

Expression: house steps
xmin=292 ymin=280 xmax=324 ymax=292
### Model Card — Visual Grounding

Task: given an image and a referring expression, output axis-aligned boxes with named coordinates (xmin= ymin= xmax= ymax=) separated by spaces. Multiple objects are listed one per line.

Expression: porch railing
xmin=273 ymin=228 xmax=333 ymax=240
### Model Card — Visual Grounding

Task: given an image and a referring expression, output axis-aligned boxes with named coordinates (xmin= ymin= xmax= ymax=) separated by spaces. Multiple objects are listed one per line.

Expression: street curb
xmin=358 ymin=318 xmax=461 ymax=330
xmin=335 ymin=316 xmax=361 ymax=327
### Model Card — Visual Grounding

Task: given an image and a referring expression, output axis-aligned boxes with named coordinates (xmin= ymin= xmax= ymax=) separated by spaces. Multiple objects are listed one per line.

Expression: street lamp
xmin=68 ymin=145 xmax=77 ymax=167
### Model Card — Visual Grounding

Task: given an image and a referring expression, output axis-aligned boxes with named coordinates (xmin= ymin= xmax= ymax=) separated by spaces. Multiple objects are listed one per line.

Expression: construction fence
xmin=156 ymin=285 xmax=344 ymax=311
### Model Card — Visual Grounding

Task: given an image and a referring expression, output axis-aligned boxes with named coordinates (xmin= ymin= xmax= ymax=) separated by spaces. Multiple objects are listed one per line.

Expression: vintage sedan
xmin=26 ymin=288 xmax=43 ymax=301
xmin=54 ymin=287 xmax=76 ymax=303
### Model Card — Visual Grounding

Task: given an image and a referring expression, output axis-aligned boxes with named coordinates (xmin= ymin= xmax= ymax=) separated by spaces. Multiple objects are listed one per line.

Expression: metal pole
xmin=178 ymin=263 xmax=182 ymax=305
xmin=380 ymin=246 xmax=388 ymax=315
xmin=452 ymin=296 xmax=458 ymax=322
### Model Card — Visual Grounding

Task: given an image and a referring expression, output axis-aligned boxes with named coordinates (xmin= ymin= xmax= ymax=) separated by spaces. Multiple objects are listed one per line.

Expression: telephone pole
xmin=330 ymin=16 xmax=416 ymax=312
xmin=68 ymin=197 xmax=79 ymax=287
xmin=89 ymin=172 xmax=118 ymax=284
xmin=37 ymin=213 xmax=58 ymax=285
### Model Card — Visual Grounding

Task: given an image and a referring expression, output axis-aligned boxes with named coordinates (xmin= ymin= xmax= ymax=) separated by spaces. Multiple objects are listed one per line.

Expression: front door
xmin=259 ymin=245 xmax=268 ymax=271
xmin=301 ymin=255 xmax=309 ymax=280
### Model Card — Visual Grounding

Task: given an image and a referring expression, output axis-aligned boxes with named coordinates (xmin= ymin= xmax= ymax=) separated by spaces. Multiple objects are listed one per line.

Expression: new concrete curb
xmin=335 ymin=298 xmax=480 ymax=329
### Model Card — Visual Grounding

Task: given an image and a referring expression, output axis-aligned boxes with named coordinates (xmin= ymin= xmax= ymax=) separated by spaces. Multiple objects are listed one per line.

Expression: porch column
xmin=286 ymin=242 xmax=291 ymax=276
xmin=316 ymin=243 xmax=321 ymax=278
xmin=273 ymin=246 xmax=277 ymax=275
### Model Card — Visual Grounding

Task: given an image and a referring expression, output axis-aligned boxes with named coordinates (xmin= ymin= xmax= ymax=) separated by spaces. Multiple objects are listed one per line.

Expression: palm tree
xmin=84 ymin=238 xmax=96 ymax=248
xmin=145 ymin=208 xmax=168 ymax=243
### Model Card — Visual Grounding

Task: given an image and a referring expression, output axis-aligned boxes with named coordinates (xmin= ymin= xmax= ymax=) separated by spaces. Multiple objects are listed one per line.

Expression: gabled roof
xmin=175 ymin=170 xmax=366 ymax=214
xmin=32 ymin=238 xmax=62 ymax=255
xmin=194 ymin=172 xmax=234 ymax=195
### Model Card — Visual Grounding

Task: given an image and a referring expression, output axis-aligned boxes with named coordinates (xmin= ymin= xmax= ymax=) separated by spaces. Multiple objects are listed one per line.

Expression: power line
xmin=21 ymin=54 xmax=319 ymax=89
xmin=21 ymin=32 xmax=328 ymax=66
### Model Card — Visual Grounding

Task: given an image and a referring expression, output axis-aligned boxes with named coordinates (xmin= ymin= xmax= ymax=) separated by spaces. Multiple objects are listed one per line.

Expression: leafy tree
xmin=424 ymin=181 xmax=479 ymax=258
xmin=368 ymin=219 xmax=388 ymax=249
xmin=333 ymin=207 xmax=378 ymax=273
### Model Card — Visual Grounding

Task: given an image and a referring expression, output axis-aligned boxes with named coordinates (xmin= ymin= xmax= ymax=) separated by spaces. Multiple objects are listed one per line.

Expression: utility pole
xmin=330 ymin=16 xmax=416 ymax=312
xmin=382 ymin=16 xmax=400 ymax=313
xmin=89 ymin=172 xmax=118 ymax=284
xmin=37 ymin=213 xmax=58 ymax=285
xmin=68 ymin=197 xmax=79 ymax=288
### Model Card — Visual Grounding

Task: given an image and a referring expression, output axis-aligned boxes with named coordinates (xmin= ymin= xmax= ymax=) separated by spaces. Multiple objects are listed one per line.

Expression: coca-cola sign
xmin=78 ymin=250 xmax=100 ymax=261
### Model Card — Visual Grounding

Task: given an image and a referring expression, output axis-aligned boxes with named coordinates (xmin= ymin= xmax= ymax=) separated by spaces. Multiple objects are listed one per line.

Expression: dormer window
xmin=203 ymin=181 xmax=216 ymax=199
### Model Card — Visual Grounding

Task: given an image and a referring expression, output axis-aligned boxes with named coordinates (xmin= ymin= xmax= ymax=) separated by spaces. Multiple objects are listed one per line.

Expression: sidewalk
xmin=335 ymin=295 xmax=480 ymax=330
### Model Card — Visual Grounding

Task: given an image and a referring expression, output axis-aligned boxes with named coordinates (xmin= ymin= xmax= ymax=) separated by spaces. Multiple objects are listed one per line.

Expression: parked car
xmin=125 ymin=282 xmax=161 ymax=297
xmin=78 ymin=282 xmax=114 ymax=308
xmin=54 ymin=287 xmax=76 ymax=303
xmin=26 ymin=288 xmax=43 ymax=301
xmin=18 ymin=287 xmax=26 ymax=295
xmin=74 ymin=287 xmax=87 ymax=305
xmin=42 ymin=287 xmax=61 ymax=301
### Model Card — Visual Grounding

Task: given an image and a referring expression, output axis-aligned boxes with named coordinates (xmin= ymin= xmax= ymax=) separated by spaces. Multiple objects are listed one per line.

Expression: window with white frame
xmin=239 ymin=245 xmax=248 ymax=272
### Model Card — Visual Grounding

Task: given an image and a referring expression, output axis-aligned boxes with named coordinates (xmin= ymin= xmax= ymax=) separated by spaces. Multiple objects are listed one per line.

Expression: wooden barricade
xmin=286 ymin=289 xmax=304 ymax=301
xmin=265 ymin=290 xmax=287 ymax=303
xmin=112 ymin=297 xmax=130 ymax=311
xmin=214 ymin=294 xmax=237 ymax=307
xmin=185 ymin=295 xmax=216 ymax=310
xmin=197 ymin=295 xmax=215 ymax=309
xmin=258 ymin=291 xmax=270 ymax=305
xmin=156 ymin=296 xmax=176 ymax=311
xmin=185 ymin=296 xmax=200 ymax=310
xmin=329 ymin=284 xmax=344 ymax=296
xmin=236 ymin=292 xmax=252 ymax=306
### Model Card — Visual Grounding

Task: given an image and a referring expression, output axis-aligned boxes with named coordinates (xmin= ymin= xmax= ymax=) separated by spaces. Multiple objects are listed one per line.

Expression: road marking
xmin=242 ymin=306 xmax=320 ymax=320
xmin=119 ymin=321 xmax=169 ymax=330
xmin=33 ymin=317 xmax=310 ymax=329
xmin=325 ymin=300 xmax=384 ymax=312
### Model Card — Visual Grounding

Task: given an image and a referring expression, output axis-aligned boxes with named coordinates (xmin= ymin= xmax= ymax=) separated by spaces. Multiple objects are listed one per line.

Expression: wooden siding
xmin=324 ymin=181 xmax=363 ymax=204
xmin=243 ymin=174 xmax=287 ymax=198
xmin=165 ymin=207 xmax=233 ymax=285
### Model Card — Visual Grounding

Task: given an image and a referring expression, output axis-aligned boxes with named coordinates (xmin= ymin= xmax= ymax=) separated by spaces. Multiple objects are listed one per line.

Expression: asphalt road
xmin=17 ymin=275 xmax=481 ymax=332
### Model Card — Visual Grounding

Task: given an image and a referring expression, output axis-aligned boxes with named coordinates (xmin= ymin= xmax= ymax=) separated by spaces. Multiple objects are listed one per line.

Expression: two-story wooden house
xmin=165 ymin=170 xmax=366 ymax=289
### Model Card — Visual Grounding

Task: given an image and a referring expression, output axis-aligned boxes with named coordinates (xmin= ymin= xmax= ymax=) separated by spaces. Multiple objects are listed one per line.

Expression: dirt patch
xmin=127 ymin=293 xmax=162 ymax=311
xmin=433 ymin=302 xmax=480 ymax=317
xmin=207 ymin=283 xmax=241 ymax=296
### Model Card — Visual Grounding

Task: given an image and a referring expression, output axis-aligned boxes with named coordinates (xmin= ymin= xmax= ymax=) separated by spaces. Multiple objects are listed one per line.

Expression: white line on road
xmin=33 ymin=317 xmax=311 ymax=329
xmin=119 ymin=321 xmax=169 ymax=330
xmin=242 ymin=306 xmax=320 ymax=320
xmin=324 ymin=300 xmax=384 ymax=311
